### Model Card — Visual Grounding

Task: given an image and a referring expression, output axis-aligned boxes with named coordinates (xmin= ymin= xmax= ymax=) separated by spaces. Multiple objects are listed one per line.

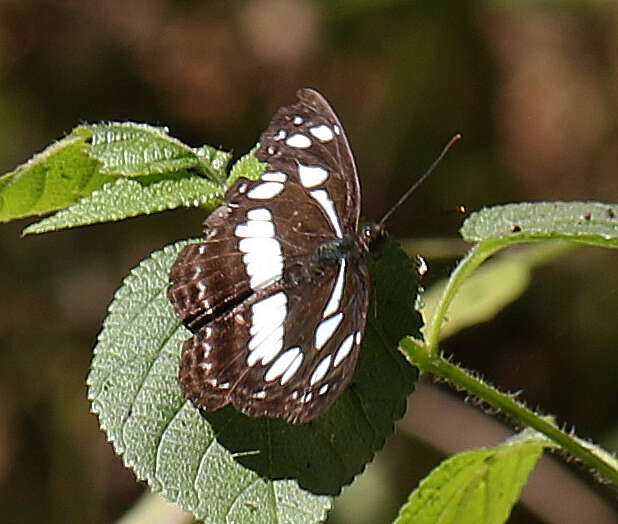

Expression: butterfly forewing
xmin=169 ymin=88 xmax=369 ymax=423
xmin=256 ymin=88 xmax=361 ymax=235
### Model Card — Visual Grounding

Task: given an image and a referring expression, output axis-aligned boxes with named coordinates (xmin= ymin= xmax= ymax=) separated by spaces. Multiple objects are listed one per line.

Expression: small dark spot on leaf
xmin=510 ymin=225 xmax=521 ymax=233
xmin=607 ymin=208 xmax=615 ymax=219
xmin=245 ymin=502 xmax=258 ymax=511
xmin=584 ymin=212 xmax=591 ymax=221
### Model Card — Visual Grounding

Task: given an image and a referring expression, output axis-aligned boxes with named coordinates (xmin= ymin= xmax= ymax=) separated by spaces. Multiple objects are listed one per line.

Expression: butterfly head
xmin=359 ymin=222 xmax=388 ymax=253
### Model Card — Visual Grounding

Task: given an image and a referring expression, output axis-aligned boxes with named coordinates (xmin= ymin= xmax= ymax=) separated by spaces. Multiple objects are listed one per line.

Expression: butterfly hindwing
xmin=179 ymin=254 xmax=369 ymax=424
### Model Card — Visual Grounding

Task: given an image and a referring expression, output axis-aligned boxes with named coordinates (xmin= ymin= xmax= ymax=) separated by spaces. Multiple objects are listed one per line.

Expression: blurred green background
xmin=1 ymin=1 xmax=617 ymax=523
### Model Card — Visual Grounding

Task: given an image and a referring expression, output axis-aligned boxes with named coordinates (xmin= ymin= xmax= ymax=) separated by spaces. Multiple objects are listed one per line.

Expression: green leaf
xmin=0 ymin=133 xmax=108 ymax=222
xmin=77 ymin=123 xmax=232 ymax=182
xmin=394 ymin=430 xmax=552 ymax=524
xmin=0 ymin=122 xmax=238 ymax=230
xmin=461 ymin=202 xmax=618 ymax=249
xmin=87 ymin=238 xmax=419 ymax=522
xmin=87 ymin=240 xmax=331 ymax=522
xmin=228 ymin=145 xmax=268 ymax=186
xmin=23 ymin=149 xmax=265 ymax=235
xmin=23 ymin=176 xmax=223 ymax=234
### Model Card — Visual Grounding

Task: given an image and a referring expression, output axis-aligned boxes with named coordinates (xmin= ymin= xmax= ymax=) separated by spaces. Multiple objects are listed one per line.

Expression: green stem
xmin=425 ymin=241 xmax=502 ymax=354
xmin=424 ymin=241 xmax=576 ymax=354
xmin=401 ymin=337 xmax=618 ymax=486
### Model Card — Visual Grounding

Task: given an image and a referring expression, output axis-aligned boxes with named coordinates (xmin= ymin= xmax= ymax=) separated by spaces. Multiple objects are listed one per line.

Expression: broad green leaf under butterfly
xmin=87 ymin=240 xmax=330 ymax=523
xmin=394 ymin=430 xmax=553 ymax=524
xmin=461 ymin=201 xmax=618 ymax=248
xmin=87 ymin=238 xmax=419 ymax=522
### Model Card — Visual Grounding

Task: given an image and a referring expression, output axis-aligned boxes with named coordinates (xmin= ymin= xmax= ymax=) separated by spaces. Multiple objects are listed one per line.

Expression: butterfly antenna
xmin=377 ymin=133 xmax=462 ymax=228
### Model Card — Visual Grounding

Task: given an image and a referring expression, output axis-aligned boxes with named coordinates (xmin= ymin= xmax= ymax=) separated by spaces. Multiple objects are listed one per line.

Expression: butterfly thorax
xmin=287 ymin=224 xmax=386 ymax=290
xmin=312 ymin=236 xmax=355 ymax=262
xmin=282 ymin=236 xmax=355 ymax=287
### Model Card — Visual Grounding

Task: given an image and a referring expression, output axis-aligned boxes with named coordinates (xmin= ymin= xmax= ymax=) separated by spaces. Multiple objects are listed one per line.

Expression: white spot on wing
xmin=247 ymin=182 xmax=284 ymax=199
xmin=250 ymin=292 xmax=286 ymax=323
xmin=261 ymin=171 xmax=287 ymax=183
xmin=334 ymin=333 xmax=354 ymax=367
xmin=242 ymin=254 xmax=283 ymax=289
xmin=310 ymin=354 xmax=332 ymax=385
xmin=310 ymin=189 xmax=343 ymax=238
xmin=238 ymin=205 xmax=283 ymax=289
xmin=322 ymin=259 xmax=346 ymax=318
xmin=293 ymin=115 xmax=303 ymax=125
xmin=302 ymin=392 xmax=313 ymax=403
xmin=310 ymin=124 xmax=334 ymax=142
xmin=247 ymin=325 xmax=284 ymax=366
xmin=355 ymin=331 xmax=362 ymax=345
xmin=298 ymin=163 xmax=328 ymax=188
xmin=247 ymin=208 xmax=272 ymax=221
xmin=281 ymin=351 xmax=303 ymax=385
xmin=196 ymin=281 xmax=207 ymax=297
xmin=238 ymin=237 xmax=278 ymax=253
xmin=333 ymin=124 xmax=341 ymax=135
xmin=315 ymin=312 xmax=343 ymax=350
xmin=319 ymin=384 xmax=329 ymax=395
xmin=235 ymin=220 xmax=275 ymax=238
xmin=265 ymin=346 xmax=301 ymax=382
xmin=274 ymin=129 xmax=287 ymax=141
xmin=247 ymin=293 xmax=287 ymax=367
xmin=285 ymin=133 xmax=312 ymax=148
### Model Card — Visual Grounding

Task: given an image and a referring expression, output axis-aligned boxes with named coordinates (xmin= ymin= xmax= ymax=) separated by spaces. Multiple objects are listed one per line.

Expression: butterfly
xmin=167 ymin=89 xmax=457 ymax=424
